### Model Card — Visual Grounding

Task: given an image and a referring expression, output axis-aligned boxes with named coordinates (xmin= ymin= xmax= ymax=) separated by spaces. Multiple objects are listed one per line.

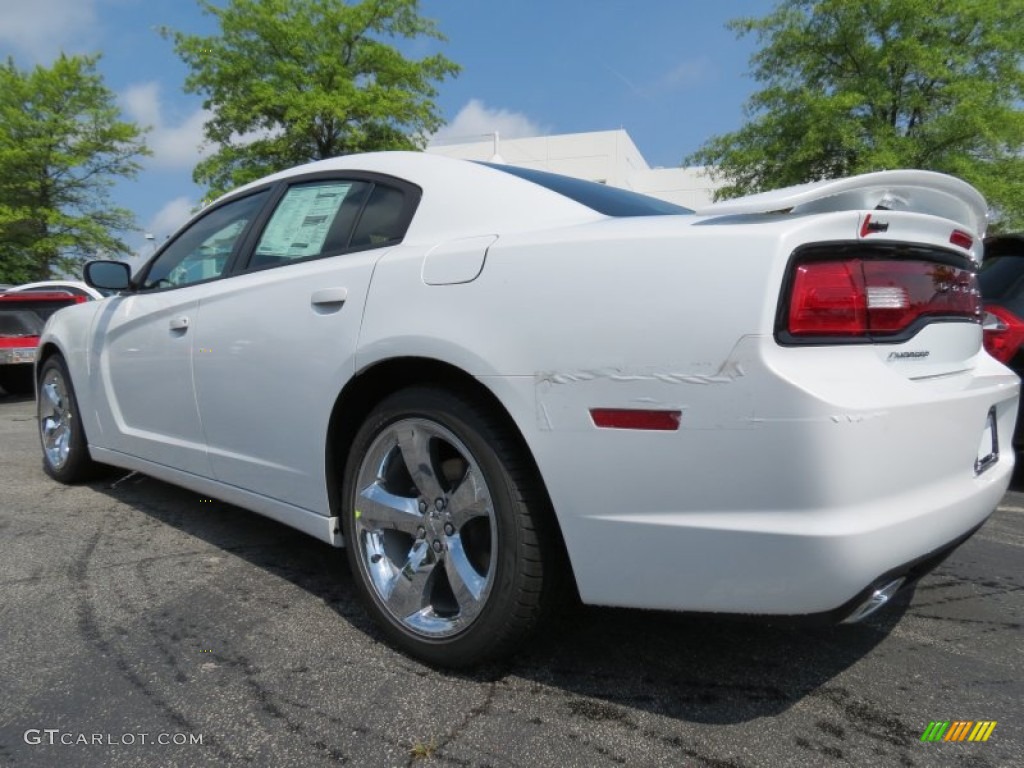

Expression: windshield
xmin=479 ymin=163 xmax=694 ymax=217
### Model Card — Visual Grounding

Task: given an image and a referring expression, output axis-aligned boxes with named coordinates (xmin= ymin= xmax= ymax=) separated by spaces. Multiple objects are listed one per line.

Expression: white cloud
xmin=606 ymin=58 xmax=715 ymax=100
xmin=0 ymin=0 xmax=99 ymax=63
xmin=120 ymin=82 xmax=163 ymax=128
xmin=430 ymin=99 xmax=546 ymax=145
xmin=146 ymin=196 xmax=195 ymax=241
xmin=126 ymin=195 xmax=197 ymax=270
xmin=120 ymin=82 xmax=212 ymax=170
xmin=661 ymin=58 xmax=713 ymax=90
xmin=605 ymin=66 xmax=647 ymax=99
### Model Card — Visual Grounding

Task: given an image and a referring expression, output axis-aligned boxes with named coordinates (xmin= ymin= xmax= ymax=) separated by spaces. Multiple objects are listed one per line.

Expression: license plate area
xmin=0 ymin=347 xmax=37 ymax=365
xmin=975 ymin=407 xmax=999 ymax=475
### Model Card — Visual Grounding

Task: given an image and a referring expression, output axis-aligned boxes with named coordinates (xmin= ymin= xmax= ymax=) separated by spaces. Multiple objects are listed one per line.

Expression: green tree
xmin=686 ymin=0 xmax=1024 ymax=228
xmin=166 ymin=0 xmax=459 ymax=199
xmin=0 ymin=54 xmax=149 ymax=283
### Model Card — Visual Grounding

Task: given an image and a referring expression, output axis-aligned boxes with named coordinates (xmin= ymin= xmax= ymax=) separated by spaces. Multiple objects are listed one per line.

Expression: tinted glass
xmin=143 ymin=191 xmax=268 ymax=290
xmin=979 ymin=256 xmax=1024 ymax=301
xmin=0 ymin=300 xmax=78 ymax=334
xmin=479 ymin=162 xmax=694 ymax=217
xmin=980 ymin=236 xmax=1024 ymax=320
xmin=249 ymin=181 xmax=372 ymax=269
xmin=0 ymin=309 xmax=44 ymax=336
xmin=350 ymin=185 xmax=409 ymax=247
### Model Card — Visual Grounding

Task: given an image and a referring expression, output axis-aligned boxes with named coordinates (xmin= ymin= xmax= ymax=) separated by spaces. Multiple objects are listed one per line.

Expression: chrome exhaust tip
xmin=842 ymin=577 xmax=906 ymax=624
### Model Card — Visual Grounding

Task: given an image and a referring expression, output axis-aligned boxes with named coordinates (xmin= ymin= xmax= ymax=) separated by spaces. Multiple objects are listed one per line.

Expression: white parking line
xmin=996 ymin=504 xmax=1024 ymax=514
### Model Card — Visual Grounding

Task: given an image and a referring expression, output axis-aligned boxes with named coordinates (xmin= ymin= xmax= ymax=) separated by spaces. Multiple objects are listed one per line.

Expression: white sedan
xmin=4 ymin=280 xmax=105 ymax=300
xmin=37 ymin=152 xmax=1017 ymax=666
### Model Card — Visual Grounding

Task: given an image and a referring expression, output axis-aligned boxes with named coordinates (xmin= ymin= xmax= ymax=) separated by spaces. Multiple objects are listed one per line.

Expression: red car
xmin=0 ymin=290 xmax=90 ymax=395
xmin=980 ymin=233 xmax=1024 ymax=446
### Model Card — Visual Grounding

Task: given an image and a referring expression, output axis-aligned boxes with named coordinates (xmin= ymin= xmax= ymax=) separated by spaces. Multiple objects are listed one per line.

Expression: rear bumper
xmin=803 ymin=519 xmax=984 ymax=623
xmin=494 ymin=334 xmax=1019 ymax=616
xmin=561 ymin=470 xmax=1007 ymax=615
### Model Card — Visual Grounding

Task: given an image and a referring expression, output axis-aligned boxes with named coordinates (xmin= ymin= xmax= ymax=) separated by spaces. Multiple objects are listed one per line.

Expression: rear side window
xmin=244 ymin=178 xmax=416 ymax=270
xmin=479 ymin=162 xmax=694 ymax=217
xmin=249 ymin=181 xmax=372 ymax=269
xmin=350 ymin=185 xmax=410 ymax=247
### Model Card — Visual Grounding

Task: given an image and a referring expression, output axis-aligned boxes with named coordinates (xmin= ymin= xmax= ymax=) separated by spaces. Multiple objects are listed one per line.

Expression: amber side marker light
xmin=590 ymin=408 xmax=682 ymax=431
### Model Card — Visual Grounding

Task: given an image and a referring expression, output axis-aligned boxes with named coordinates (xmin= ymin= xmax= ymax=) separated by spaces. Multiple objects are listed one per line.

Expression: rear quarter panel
xmin=358 ymin=210 xmax=865 ymax=384
xmin=355 ymin=209 xmax=864 ymax=506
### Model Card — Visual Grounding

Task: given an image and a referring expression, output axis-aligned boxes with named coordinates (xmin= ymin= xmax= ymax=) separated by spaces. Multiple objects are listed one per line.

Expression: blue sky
xmin=1 ymin=0 xmax=778 ymax=256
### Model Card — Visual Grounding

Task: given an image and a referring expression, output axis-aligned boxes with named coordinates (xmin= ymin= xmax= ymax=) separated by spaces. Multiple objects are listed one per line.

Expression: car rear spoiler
xmin=694 ymin=170 xmax=989 ymax=239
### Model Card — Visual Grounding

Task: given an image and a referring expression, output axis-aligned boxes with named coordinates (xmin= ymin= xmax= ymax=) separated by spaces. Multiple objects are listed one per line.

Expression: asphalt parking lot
xmin=1 ymin=391 xmax=1021 ymax=768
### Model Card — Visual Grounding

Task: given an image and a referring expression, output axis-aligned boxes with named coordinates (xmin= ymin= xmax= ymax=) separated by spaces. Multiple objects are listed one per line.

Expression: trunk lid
xmin=703 ymin=171 xmax=990 ymax=380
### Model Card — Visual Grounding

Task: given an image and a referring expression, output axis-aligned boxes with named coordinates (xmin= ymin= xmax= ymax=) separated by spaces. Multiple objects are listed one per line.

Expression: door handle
xmin=169 ymin=316 xmax=190 ymax=331
xmin=311 ymin=287 xmax=348 ymax=307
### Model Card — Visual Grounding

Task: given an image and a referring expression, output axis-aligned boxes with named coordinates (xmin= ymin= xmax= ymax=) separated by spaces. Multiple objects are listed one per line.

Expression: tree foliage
xmin=686 ymin=0 xmax=1024 ymax=228
xmin=166 ymin=0 xmax=459 ymax=199
xmin=0 ymin=55 xmax=148 ymax=283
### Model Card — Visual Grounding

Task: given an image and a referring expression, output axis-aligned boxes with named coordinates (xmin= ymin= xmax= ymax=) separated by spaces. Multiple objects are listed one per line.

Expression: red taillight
xmin=787 ymin=258 xmax=981 ymax=338
xmin=982 ymin=304 xmax=1024 ymax=363
xmin=789 ymin=262 xmax=867 ymax=335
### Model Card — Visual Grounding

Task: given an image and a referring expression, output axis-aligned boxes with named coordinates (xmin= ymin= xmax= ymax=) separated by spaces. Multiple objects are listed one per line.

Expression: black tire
xmin=0 ymin=365 xmax=35 ymax=396
xmin=341 ymin=386 xmax=561 ymax=667
xmin=37 ymin=355 xmax=104 ymax=483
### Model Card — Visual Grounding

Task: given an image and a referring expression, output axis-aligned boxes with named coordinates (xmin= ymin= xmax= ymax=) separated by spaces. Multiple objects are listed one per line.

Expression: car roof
xmin=6 ymin=280 xmax=103 ymax=299
xmin=217 ymin=151 xmax=608 ymax=242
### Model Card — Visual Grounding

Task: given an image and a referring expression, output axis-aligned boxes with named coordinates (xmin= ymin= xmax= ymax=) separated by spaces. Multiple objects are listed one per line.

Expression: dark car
xmin=979 ymin=233 xmax=1024 ymax=445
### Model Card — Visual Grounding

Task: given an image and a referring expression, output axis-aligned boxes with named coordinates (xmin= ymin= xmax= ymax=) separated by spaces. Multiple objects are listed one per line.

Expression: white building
xmin=426 ymin=129 xmax=723 ymax=209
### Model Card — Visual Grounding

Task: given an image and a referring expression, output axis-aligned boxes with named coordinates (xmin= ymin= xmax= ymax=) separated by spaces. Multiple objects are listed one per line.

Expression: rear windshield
xmin=0 ymin=309 xmax=45 ymax=336
xmin=0 ymin=299 xmax=78 ymax=336
xmin=479 ymin=163 xmax=694 ymax=217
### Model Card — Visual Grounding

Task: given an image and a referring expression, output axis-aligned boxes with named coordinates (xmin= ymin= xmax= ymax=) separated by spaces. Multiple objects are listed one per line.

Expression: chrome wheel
xmin=352 ymin=417 xmax=497 ymax=638
xmin=39 ymin=367 xmax=73 ymax=470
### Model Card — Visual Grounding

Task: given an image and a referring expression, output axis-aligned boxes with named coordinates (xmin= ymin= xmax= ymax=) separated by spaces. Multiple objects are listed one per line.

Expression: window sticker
xmin=256 ymin=183 xmax=351 ymax=260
